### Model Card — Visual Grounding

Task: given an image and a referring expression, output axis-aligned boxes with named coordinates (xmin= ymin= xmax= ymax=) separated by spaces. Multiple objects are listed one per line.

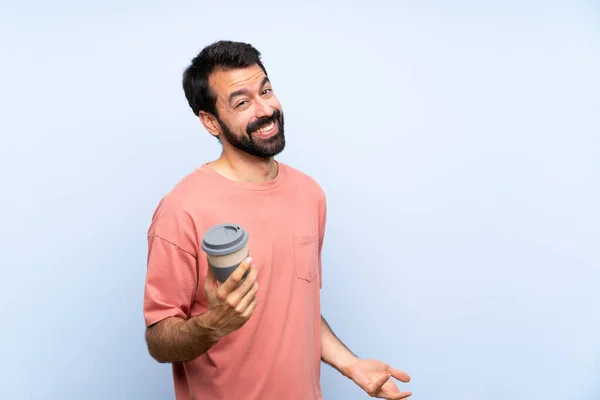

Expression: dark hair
xmin=182 ymin=40 xmax=268 ymax=117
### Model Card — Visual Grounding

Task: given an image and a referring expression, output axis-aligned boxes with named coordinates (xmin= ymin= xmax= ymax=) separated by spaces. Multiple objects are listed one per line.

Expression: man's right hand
xmin=203 ymin=257 xmax=259 ymax=338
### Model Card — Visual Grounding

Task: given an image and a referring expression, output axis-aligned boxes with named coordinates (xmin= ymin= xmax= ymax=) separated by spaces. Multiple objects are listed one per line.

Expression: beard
xmin=217 ymin=108 xmax=285 ymax=159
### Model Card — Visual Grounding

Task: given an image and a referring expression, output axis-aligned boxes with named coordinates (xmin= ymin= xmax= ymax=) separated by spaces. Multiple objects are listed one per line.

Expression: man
xmin=143 ymin=40 xmax=412 ymax=399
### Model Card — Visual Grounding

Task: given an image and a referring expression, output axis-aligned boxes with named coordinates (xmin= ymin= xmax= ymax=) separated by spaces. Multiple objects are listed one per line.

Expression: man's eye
xmin=262 ymin=88 xmax=273 ymax=95
xmin=236 ymin=101 xmax=248 ymax=108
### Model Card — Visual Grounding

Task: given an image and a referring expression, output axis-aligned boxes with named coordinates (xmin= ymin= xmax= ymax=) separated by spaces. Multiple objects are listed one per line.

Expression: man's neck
xmin=209 ymin=150 xmax=279 ymax=183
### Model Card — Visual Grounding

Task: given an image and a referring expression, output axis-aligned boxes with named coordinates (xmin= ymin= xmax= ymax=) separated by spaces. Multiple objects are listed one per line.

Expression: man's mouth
xmin=253 ymin=121 xmax=275 ymax=134
xmin=250 ymin=120 xmax=279 ymax=139
xmin=247 ymin=109 xmax=281 ymax=137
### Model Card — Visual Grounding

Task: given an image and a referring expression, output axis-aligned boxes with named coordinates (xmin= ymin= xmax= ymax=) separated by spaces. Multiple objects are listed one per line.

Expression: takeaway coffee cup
xmin=201 ymin=223 xmax=250 ymax=284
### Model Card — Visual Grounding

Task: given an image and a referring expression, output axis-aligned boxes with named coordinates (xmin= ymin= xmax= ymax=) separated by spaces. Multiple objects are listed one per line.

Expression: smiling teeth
xmin=255 ymin=122 xmax=274 ymax=134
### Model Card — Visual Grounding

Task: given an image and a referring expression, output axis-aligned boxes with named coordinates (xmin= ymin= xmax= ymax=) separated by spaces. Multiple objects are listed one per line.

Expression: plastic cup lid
xmin=201 ymin=223 xmax=249 ymax=256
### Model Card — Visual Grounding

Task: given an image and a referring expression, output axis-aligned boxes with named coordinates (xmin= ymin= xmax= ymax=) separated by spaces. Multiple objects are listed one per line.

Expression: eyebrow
xmin=228 ymin=77 xmax=271 ymax=104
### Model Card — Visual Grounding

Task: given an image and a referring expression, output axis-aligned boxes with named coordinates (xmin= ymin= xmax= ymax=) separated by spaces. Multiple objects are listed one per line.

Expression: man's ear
xmin=199 ymin=111 xmax=221 ymax=139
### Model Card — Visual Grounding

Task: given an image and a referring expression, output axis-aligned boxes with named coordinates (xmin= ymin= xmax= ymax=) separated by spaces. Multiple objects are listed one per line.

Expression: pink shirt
xmin=143 ymin=162 xmax=326 ymax=399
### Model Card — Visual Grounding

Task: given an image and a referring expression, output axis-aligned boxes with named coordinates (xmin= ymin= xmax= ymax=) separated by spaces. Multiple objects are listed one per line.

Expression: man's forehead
xmin=209 ymin=65 xmax=267 ymax=98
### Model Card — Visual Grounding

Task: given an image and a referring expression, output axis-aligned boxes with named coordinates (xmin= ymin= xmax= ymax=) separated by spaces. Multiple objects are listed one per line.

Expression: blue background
xmin=1 ymin=1 xmax=599 ymax=399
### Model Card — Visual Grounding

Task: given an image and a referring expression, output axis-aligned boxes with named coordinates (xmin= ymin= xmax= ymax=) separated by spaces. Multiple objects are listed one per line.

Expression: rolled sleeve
xmin=143 ymin=234 xmax=198 ymax=327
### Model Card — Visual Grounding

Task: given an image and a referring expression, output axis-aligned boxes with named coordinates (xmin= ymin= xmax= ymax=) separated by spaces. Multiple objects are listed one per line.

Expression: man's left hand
xmin=343 ymin=358 xmax=412 ymax=399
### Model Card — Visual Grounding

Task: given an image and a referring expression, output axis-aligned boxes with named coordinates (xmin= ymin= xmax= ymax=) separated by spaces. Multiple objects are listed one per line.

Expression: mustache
xmin=246 ymin=109 xmax=281 ymax=135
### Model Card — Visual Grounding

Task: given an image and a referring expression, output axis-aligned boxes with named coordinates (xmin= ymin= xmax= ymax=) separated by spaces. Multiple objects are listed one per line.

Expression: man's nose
xmin=254 ymin=97 xmax=272 ymax=118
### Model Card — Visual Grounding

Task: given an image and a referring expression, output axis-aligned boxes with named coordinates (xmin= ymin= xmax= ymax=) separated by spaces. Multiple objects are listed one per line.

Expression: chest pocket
xmin=293 ymin=234 xmax=319 ymax=282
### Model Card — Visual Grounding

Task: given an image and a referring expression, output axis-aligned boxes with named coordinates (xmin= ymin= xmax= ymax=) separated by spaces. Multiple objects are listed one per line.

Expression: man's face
xmin=206 ymin=64 xmax=285 ymax=158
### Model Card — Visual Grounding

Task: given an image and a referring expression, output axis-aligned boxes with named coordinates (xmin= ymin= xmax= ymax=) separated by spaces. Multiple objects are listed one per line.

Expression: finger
xmin=388 ymin=367 xmax=410 ymax=383
xmin=234 ymin=263 xmax=258 ymax=294
xmin=240 ymin=295 xmax=259 ymax=318
xmin=386 ymin=391 xmax=412 ymax=399
xmin=217 ymin=257 xmax=254 ymax=298
xmin=230 ymin=264 xmax=258 ymax=301
xmin=235 ymin=281 xmax=259 ymax=313
xmin=221 ymin=265 xmax=257 ymax=308
xmin=369 ymin=372 xmax=391 ymax=396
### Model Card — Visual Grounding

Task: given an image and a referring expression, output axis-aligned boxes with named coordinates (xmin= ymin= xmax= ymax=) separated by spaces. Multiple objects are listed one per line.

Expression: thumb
xmin=204 ymin=264 xmax=218 ymax=290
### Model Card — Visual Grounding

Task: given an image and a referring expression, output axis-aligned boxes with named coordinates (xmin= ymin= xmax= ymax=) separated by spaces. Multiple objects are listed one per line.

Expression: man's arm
xmin=320 ymin=315 xmax=360 ymax=376
xmin=146 ymin=314 xmax=221 ymax=363
xmin=320 ymin=315 xmax=412 ymax=398
xmin=145 ymin=258 xmax=259 ymax=364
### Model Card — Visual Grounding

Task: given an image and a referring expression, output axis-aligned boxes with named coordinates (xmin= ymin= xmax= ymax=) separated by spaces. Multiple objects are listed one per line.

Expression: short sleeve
xmin=143 ymin=234 xmax=198 ymax=326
